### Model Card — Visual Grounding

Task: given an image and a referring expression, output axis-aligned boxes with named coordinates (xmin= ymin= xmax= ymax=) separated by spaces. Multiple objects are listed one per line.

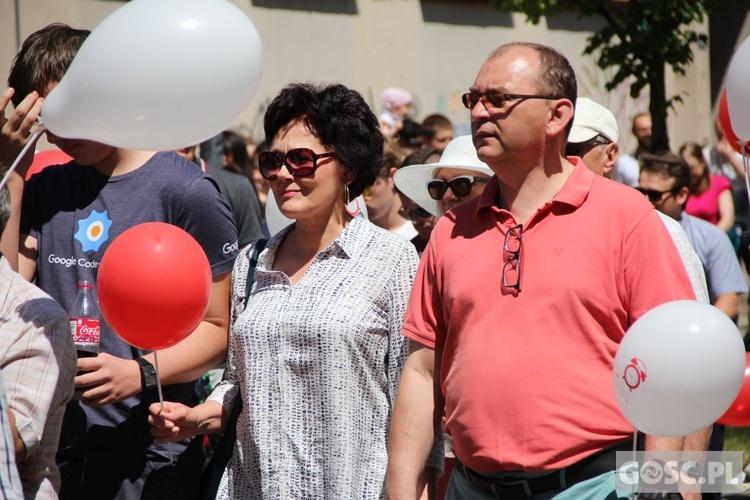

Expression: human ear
xmin=548 ymin=99 xmax=575 ymax=138
xmin=603 ymin=143 xmax=619 ymax=176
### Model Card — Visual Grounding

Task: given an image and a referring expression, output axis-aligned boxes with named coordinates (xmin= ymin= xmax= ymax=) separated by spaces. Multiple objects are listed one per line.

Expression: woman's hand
xmin=148 ymin=400 xmax=225 ymax=443
xmin=148 ymin=401 xmax=204 ymax=443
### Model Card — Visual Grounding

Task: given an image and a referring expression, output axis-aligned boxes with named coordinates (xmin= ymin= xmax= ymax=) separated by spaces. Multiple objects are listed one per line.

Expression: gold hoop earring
xmin=344 ymin=184 xmax=351 ymax=206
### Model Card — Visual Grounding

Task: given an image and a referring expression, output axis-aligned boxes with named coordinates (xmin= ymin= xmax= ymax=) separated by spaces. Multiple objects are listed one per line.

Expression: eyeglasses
xmin=565 ymin=135 xmax=612 ymax=157
xmin=462 ymin=91 xmax=560 ymax=111
xmin=398 ymin=206 xmax=433 ymax=221
xmin=635 ymin=187 xmax=679 ymax=203
xmin=503 ymin=223 xmax=523 ymax=291
xmin=258 ymin=148 xmax=335 ymax=180
xmin=426 ymin=176 xmax=489 ymax=200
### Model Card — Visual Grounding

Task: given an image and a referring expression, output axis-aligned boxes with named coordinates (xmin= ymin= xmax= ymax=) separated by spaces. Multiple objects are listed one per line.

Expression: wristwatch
xmin=136 ymin=357 xmax=158 ymax=391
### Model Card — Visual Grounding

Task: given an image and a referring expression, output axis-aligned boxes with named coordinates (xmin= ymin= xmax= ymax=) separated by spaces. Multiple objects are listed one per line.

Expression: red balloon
xmin=97 ymin=222 xmax=212 ymax=350
xmin=717 ymin=352 xmax=750 ymax=426
xmin=26 ymin=149 xmax=73 ymax=180
xmin=718 ymin=89 xmax=750 ymax=156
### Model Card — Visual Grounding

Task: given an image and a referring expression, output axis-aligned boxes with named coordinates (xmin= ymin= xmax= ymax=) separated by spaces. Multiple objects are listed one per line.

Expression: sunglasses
xmin=565 ymin=135 xmax=612 ymax=157
xmin=462 ymin=91 xmax=560 ymax=110
xmin=258 ymin=148 xmax=335 ymax=180
xmin=398 ymin=206 xmax=433 ymax=221
xmin=503 ymin=223 xmax=523 ymax=291
xmin=427 ymin=176 xmax=489 ymax=201
xmin=635 ymin=186 xmax=679 ymax=203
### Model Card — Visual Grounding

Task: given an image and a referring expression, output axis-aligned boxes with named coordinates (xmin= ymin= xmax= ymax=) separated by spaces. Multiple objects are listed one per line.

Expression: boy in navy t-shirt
xmin=1 ymin=24 xmax=237 ymax=499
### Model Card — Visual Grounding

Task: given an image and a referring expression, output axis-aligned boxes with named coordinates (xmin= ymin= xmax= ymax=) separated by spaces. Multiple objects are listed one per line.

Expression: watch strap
xmin=135 ymin=357 xmax=158 ymax=391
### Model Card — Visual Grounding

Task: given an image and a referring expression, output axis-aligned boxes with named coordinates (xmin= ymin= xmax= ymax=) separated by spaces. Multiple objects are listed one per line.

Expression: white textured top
xmin=207 ymin=214 xmax=421 ymax=499
xmin=657 ymin=211 xmax=710 ymax=303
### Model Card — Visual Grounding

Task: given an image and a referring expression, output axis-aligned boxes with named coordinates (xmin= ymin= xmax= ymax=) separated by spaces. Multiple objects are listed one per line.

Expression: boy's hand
xmin=0 ymin=88 xmax=44 ymax=174
xmin=73 ymin=353 xmax=142 ymax=406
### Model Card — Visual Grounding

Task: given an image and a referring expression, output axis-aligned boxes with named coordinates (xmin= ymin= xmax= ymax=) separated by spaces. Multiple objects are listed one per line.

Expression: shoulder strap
xmin=243 ymin=239 xmax=268 ymax=309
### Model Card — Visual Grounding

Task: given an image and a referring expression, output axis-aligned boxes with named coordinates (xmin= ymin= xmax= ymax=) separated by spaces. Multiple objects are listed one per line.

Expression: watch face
xmin=138 ymin=359 xmax=158 ymax=389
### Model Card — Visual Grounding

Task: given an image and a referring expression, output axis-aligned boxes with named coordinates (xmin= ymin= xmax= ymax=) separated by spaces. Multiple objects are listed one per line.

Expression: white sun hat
xmin=393 ymin=135 xmax=493 ymax=216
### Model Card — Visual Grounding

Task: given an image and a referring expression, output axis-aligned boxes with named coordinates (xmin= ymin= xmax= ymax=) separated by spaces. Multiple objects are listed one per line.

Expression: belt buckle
xmin=491 ymin=477 xmax=533 ymax=498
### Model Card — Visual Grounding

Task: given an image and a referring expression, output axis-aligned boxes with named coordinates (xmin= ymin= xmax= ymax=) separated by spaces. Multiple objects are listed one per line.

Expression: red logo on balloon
xmin=623 ymin=357 xmax=647 ymax=391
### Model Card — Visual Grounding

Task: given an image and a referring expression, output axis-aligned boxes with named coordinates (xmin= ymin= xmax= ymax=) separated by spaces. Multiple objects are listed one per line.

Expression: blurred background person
xmin=378 ymin=87 xmax=412 ymax=141
xmin=705 ymin=117 xmax=750 ymax=270
xmin=221 ymin=130 xmax=252 ymax=176
xmin=421 ymin=113 xmax=454 ymax=153
xmin=177 ymin=140 xmax=266 ymax=247
xmin=705 ymin=117 xmax=744 ymax=181
xmin=395 ymin=147 xmax=440 ymax=255
xmin=249 ymin=140 xmax=270 ymax=212
xmin=681 ymin=141 xmax=735 ymax=234
xmin=612 ymin=112 xmax=652 ymax=187
xmin=564 ymin=97 xmax=619 ymax=177
xmin=395 ymin=118 xmax=429 ymax=153
xmin=362 ymin=142 xmax=417 ymax=240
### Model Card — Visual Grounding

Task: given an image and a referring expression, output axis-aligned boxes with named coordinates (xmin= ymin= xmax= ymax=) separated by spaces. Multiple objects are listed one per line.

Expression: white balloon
xmin=42 ymin=0 xmax=263 ymax=151
xmin=264 ymin=191 xmax=368 ymax=237
xmin=613 ymin=300 xmax=745 ymax=437
xmin=726 ymin=36 xmax=750 ymax=142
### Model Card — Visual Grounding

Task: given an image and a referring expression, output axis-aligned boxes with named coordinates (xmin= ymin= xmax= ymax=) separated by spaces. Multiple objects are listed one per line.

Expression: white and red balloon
xmin=613 ymin=300 xmax=745 ymax=437
xmin=42 ymin=0 xmax=263 ymax=151
xmin=726 ymin=36 xmax=750 ymax=145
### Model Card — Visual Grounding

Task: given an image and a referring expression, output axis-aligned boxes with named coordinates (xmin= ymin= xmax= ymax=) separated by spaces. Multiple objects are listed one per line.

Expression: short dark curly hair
xmin=263 ymin=83 xmax=384 ymax=199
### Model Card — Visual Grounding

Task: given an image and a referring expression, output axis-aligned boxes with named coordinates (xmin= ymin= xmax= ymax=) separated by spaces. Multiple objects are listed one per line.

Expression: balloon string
xmin=630 ymin=430 xmax=637 ymax=500
xmin=153 ymin=351 xmax=174 ymax=465
xmin=0 ymin=124 xmax=46 ymax=192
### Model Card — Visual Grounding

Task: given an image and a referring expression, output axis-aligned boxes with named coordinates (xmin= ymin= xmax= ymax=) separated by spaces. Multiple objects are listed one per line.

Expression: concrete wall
xmin=0 ymin=0 xmax=722 ymax=154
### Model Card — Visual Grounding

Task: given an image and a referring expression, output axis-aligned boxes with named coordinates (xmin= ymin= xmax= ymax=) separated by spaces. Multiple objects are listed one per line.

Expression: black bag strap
xmin=199 ymin=238 xmax=267 ymax=499
xmin=243 ymin=239 xmax=267 ymax=309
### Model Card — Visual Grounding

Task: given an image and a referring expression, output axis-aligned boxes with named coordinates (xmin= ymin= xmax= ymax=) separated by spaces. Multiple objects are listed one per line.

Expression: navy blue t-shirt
xmin=21 ymin=151 xmax=238 ymax=460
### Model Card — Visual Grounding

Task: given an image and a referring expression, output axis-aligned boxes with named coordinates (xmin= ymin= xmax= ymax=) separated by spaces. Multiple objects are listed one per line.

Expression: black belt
xmin=454 ymin=439 xmax=633 ymax=499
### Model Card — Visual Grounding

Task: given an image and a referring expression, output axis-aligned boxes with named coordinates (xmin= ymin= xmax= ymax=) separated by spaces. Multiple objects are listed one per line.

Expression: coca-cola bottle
xmin=68 ymin=279 xmax=101 ymax=358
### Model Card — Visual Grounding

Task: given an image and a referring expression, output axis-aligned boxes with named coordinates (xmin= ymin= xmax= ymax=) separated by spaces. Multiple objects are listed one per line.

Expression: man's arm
xmin=713 ymin=292 xmax=739 ymax=320
xmin=18 ymin=234 xmax=37 ymax=282
xmin=74 ymin=271 xmax=231 ymax=406
xmin=387 ymin=343 xmax=442 ymax=500
xmin=716 ymin=190 xmax=735 ymax=233
xmin=715 ymin=139 xmax=745 ymax=178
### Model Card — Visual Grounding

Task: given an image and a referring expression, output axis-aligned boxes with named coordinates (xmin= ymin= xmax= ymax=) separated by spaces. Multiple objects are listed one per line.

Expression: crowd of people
xmin=0 ymin=21 xmax=747 ymax=500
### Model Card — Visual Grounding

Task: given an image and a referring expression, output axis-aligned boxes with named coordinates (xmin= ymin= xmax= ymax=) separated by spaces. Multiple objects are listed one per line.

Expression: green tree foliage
xmin=490 ymin=0 xmax=715 ymax=151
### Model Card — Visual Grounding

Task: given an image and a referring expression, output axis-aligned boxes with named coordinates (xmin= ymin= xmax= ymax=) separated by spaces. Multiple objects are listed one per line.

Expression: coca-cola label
xmin=70 ymin=318 xmax=101 ymax=344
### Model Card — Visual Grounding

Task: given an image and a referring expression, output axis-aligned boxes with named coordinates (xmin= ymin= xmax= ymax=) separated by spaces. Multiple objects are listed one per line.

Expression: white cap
xmin=568 ymin=97 xmax=619 ymax=143
xmin=393 ymin=135 xmax=492 ymax=217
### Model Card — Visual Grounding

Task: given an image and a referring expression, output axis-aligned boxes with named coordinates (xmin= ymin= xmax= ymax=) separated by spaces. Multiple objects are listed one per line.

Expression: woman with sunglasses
xmin=394 ymin=135 xmax=493 ymax=218
xmin=149 ymin=83 xmax=431 ymax=499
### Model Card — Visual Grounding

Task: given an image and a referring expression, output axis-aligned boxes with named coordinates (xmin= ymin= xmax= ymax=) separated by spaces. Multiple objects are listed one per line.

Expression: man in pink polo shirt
xmin=386 ymin=42 xmax=697 ymax=500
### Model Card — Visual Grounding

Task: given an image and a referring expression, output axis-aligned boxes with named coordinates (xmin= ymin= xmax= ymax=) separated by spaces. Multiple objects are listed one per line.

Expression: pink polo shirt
xmin=402 ymin=161 xmax=696 ymax=473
